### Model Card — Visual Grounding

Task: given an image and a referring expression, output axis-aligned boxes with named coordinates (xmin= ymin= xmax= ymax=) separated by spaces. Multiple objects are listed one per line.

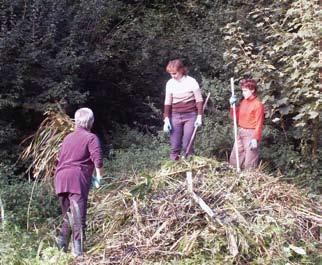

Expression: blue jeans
xmin=170 ymin=112 xmax=197 ymax=160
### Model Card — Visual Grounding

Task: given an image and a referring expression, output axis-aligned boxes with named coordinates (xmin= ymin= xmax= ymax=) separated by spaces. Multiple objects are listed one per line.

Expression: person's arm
xmin=163 ymin=84 xmax=173 ymax=132
xmin=191 ymin=78 xmax=203 ymax=115
xmin=193 ymin=89 xmax=203 ymax=115
xmin=89 ymin=135 xmax=105 ymax=188
xmin=253 ymin=102 xmax=265 ymax=141
xmin=95 ymin=167 xmax=105 ymax=178
xmin=229 ymin=105 xmax=240 ymax=123
xmin=163 ymin=85 xmax=172 ymax=119
xmin=89 ymin=135 xmax=104 ymax=173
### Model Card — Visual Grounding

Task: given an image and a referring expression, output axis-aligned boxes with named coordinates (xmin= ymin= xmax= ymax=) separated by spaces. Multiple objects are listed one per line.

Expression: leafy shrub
xmin=222 ymin=0 xmax=320 ymax=159
xmin=108 ymin=127 xmax=170 ymax=175
xmin=0 ymin=179 xmax=65 ymax=265
xmin=0 ymin=182 xmax=59 ymax=228
xmin=195 ymin=116 xmax=232 ymax=160
xmin=261 ymin=128 xmax=322 ymax=192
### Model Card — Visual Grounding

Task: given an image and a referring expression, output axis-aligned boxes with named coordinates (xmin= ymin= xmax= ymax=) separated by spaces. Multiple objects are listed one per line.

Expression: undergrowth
xmin=0 ymin=167 xmax=72 ymax=265
xmin=0 ymin=124 xmax=320 ymax=264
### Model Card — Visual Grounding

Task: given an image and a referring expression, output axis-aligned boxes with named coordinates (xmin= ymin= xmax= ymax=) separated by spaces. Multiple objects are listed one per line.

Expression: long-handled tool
xmin=185 ymin=92 xmax=211 ymax=157
xmin=230 ymin=78 xmax=240 ymax=172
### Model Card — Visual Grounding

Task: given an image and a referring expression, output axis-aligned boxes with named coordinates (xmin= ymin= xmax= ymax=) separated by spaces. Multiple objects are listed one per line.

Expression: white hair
xmin=74 ymin=108 xmax=94 ymax=130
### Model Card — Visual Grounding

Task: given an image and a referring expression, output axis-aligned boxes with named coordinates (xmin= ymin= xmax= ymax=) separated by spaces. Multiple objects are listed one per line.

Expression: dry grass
xmin=20 ymin=110 xmax=74 ymax=182
xmin=74 ymin=157 xmax=321 ymax=264
xmin=18 ymin=112 xmax=321 ymax=264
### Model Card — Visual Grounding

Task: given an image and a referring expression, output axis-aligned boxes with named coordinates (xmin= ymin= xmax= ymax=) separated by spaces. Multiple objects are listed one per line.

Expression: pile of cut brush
xmin=76 ymin=157 xmax=321 ymax=265
xmin=20 ymin=110 xmax=74 ymax=181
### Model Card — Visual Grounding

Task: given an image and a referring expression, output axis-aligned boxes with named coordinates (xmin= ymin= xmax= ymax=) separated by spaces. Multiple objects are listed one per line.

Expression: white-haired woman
xmin=54 ymin=108 xmax=104 ymax=256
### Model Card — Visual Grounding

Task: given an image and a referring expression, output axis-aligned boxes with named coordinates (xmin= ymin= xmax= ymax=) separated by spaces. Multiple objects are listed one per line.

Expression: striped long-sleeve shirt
xmin=163 ymin=75 xmax=203 ymax=118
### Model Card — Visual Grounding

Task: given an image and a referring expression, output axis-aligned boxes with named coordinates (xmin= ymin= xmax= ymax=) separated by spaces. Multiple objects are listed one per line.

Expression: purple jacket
xmin=54 ymin=127 xmax=103 ymax=195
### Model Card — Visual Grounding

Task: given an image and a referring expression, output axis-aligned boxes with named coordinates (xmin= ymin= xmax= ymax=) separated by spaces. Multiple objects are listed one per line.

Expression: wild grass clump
xmin=0 ymin=225 xmax=72 ymax=265
xmin=81 ymin=156 xmax=321 ymax=265
xmin=20 ymin=110 xmax=74 ymax=182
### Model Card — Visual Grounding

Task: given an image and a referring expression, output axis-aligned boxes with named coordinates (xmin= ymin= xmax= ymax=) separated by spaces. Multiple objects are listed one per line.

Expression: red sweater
xmin=230 ymin=95 xmax=264 ymax=140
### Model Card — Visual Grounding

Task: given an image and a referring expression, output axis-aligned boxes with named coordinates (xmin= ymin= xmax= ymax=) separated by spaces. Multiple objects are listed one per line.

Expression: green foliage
xmin=130 ymin=173 xmax=153 ymax=199
xmin=0 ymin=181 xmax=59 ymax=228
xmin=195 ymin=77 xmax=235 ymax=159
xmin=223 ymin=0 xmax=320 ymax=156
xmin=222 ymin=0 xmax=321 ymax=186
xmin=0 ymin=229 xmax=72 ymax=265
xmin=0 ymin=0 xmax=233 ymax=165
xmin=260 ymin=128 xmax=322 ymax=191
xmin=195 ymin=116 xmax=232 ymax=159
xmin=0 ymin=179 xmax=66 ymax=265
xmin=108 ymin=126 xmax=170 ymax=175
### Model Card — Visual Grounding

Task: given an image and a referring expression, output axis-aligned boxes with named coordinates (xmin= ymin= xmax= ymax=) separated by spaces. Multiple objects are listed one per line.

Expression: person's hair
xmin=74 ymin=107 xmax=94 ymax=130
xmin=239 ymin=79 xmax=257 ymax=93
xmin=166 ymin=59 xmax=188 ymax=75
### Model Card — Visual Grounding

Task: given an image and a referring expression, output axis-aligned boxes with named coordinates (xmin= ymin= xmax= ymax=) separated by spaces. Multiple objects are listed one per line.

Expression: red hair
xmin=166 ymin=59 xmax=188 ymax=75
xmin=239 ymin=79 xmax=257 ymax=92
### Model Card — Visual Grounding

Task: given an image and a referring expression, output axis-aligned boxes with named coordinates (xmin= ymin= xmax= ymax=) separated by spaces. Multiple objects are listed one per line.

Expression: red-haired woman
xmin=229 ymin=79 xmax=264 ymax=169
xmin=163 ymin=59 xmax=203 ymax=160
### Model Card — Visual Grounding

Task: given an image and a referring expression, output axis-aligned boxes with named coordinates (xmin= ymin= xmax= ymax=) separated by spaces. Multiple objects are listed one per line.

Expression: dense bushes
xmin=222 ymin=0 xmax=321 ymax=189
xmin=0 ymin=0 xmax=319 ymax=190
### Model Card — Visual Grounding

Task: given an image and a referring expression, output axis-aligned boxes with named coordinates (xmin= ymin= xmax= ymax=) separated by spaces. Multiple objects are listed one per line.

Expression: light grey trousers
xmin=229 ymin=128 xmax=259 ymax=170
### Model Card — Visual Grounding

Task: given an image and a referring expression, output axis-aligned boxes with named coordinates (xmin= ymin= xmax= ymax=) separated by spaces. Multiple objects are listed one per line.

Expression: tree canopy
xmin=0 ymin=0 xmax=320 ymax=187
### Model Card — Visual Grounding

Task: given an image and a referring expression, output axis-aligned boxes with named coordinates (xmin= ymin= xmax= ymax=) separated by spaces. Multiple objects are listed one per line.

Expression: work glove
xmin=194 ymin=115 xmax=202 ymax=128
xmin=91 ymin=175 xmax=102 ymax=189
xmin=249 ymin=139 xmax=258 ymax=150
xmin=163 ymin=117 xmax=172 ymax=133
xmin=229 ymin=95 xmax=238 ymax=105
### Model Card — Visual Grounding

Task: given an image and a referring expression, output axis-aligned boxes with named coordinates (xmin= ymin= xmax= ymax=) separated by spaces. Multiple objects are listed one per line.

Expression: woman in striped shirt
xmin=163 ymin=59 xmax=203 ymax=160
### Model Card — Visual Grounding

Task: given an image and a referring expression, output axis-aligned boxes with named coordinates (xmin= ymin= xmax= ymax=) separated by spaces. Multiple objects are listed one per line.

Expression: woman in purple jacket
xmin=55 ymin=107 xmax=104 ymax=256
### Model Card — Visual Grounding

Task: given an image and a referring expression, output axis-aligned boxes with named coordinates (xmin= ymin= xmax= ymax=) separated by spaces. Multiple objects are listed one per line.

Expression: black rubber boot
xmin=73 ymin=240 xmax=83 ymax=257
xmin=56 ymin=235 xmax=68 ymax=252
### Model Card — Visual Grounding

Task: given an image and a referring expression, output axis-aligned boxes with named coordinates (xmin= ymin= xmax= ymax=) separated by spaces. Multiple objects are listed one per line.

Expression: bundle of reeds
xmin=20 ymin=110 xmax=74 ymax=182
xmin=76 ymin=157 xmax=321 ymax=264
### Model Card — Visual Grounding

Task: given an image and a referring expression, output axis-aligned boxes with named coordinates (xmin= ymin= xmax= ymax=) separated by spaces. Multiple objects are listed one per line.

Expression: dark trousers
xmin=170 ymin=112 xmax=197 ymax=160
xmin=58 ymin=192 xmax=88 ymax=241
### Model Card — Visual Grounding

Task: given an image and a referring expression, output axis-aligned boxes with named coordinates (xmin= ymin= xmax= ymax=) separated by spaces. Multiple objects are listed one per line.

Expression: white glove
xmin=249 ymin=139 xmax=258 ymax=150
xmin=194 ymin=115 xmax=202 ymax=128
xmin=229 ymin=95 xmax=238 ymax=105
xmin=91 ymin=175 xmax=102 ymax=188
xmin=163 ymin=117 xmax=172 ymax=133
